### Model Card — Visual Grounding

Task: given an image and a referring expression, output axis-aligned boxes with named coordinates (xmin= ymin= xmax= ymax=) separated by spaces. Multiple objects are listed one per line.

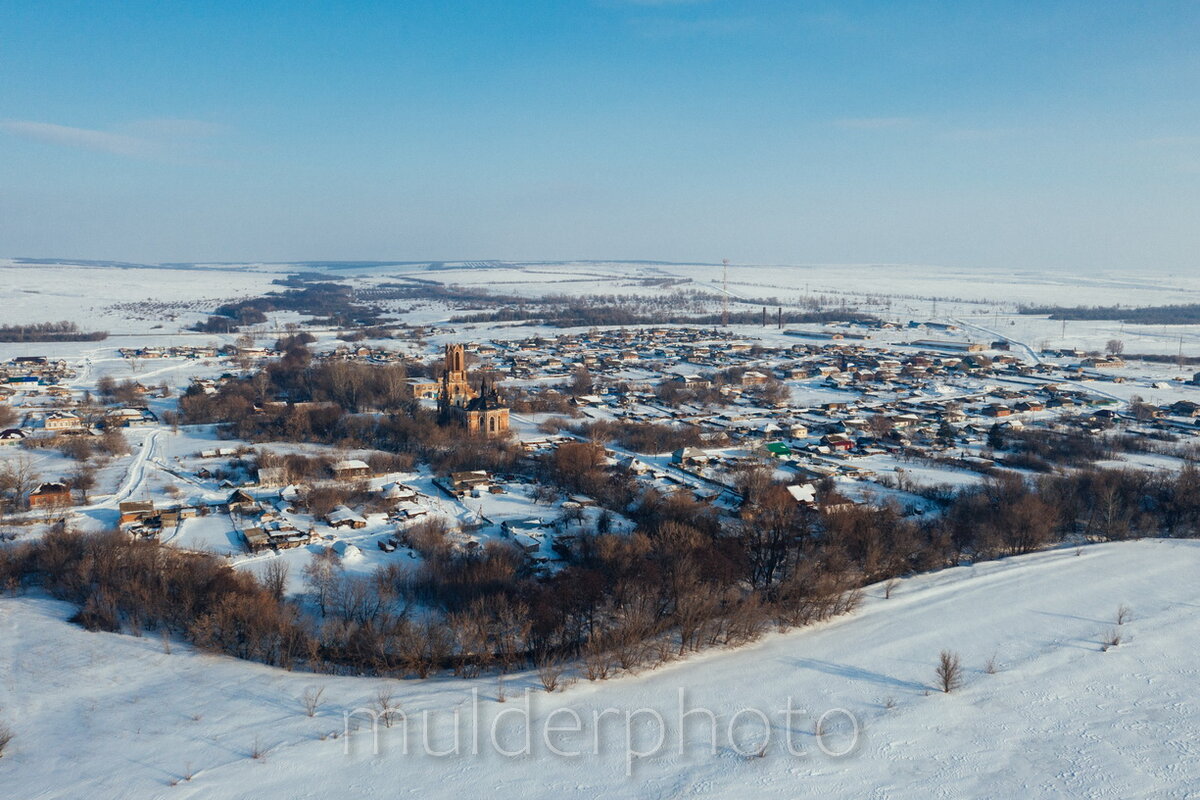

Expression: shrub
xmin=936 ymin=650 xmax=963 ymax=693
xmin=301 ymin=686 xmax=325 ymax=717
xmin=0 ymin=720 xmax=12 ymax=758
xmin=536 ymin=653 xmax=566 ymax=692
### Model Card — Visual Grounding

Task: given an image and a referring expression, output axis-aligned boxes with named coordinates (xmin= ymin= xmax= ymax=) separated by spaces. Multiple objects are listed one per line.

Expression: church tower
xmin=440 ymin=343 xmax=476 ymax=408
xmin=445 ymin=343 xmax=467 ymax=381
xmin=435 ymin=344 xmax=510 ymax=437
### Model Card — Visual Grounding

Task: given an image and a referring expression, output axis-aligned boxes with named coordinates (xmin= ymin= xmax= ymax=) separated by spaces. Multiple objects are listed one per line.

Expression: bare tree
xmin=263 ymin=559 xmax=290 ymax=602
xmin=1116 ymin=604 xmax=1132 ymax=626
xmin=249 ymin=735 xmax=266 ymax=760
xmin=936 ymin=650 xmax=963 ymax=693
xmin=582 ymin=638 xmax=613 ymax=681
xmin=406 ymin=517 xmax=452 ymax=559
xmin=69 ymin=463 xmax=96 ymax=504
xmin=374 ymin=687 xmax=400 ymax=727
xmin=536 ymin=653 xmax=566 ymax=692
xmin=493 ymin=597 xmax=531 ymax=673
xmin=569 ymin=366 xmax=594 ymax=397
xmin=99 ymin=428 xmax=129 ymax=457
xmin=302 ymin=548 xmax=342 ymax=616
xmin=867 ymin=413 xmax=894 ymax=438
xmin=301 ymin=686 xmax=325 ymax=717
xmin=1105 ymin=339 xmax=1125 ymax=356
xmin=0 ymin=719 xmax=12 ymax=758
xmin=0 ymin=455 xmax=39 ymax=510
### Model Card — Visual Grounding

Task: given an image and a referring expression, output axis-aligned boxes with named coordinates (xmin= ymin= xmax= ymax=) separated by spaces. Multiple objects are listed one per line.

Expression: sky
xmin=1 ymin=1 xmax=1199 ymax=270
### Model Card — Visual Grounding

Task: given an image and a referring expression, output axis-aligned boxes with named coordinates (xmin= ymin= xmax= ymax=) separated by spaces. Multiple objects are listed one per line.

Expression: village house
xmin=501 ymin=518 xmax=547 ymax=553
xmin=105 ymin=407 xmax=157 ymax=427
xmin=1168 ymin=400 xmax=1200 ymax=417
xmin=255 ymin=466 xmax=288 ymax=488
xmin=330 ymin=459 xmax=372 ymax=481
xmin=741 ymin=370 xmax=770 ymax=386
xmin=0 ymin=428 xmax=27 ymax=446
xmin=28 ymin=481 xmax=72 ymax=509
xmin=911 ymin=339 xmax=986 ymax=353
xmin=326 ymin=506 xmax=368 ymax=529
xmin=675 ymin=374 xmax=711 ymax=390
xmin=119 ymin=500 xmax=156 ymax=525
xmin=227 ymin=489 xmax=260 ymax=515
xmin=380 ymin=482 xmax=418 ymax=503
xmin=822 ymin=433 xmax=855 ymax=451
xmin=672 ymin=446 xmax=709 ymax=466
xmin=158 ymin=506 xmax=199 ymax=528
xmin=43 ymin=411 xmax=84 ymax=432
xmin=243 ymin=522 xmax=316 ymax=553
xmin=447 ymin=470 xmax=491 ymax=493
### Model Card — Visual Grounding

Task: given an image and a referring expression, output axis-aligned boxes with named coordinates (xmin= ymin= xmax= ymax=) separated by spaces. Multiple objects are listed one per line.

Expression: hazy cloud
xmin=0 ymin=118 xmax=225 ymax=159
xmin=834 ymin=117 xmax=917 ymax=130
xmin=0 ymin=121 xmax=154 ymax=157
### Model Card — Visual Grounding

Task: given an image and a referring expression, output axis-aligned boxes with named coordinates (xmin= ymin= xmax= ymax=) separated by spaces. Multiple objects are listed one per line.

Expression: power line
xmin=720 ymin=260 xmax=729 ymax=328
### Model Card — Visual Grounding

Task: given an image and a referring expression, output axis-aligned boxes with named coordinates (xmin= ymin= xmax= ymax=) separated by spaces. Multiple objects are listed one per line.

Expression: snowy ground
xmin=2 ymin=539 xmax=1198 ymax=799
xmin=6 ymin=258 xmax=1200 ymax=356
xmin=3 ymin=259 xmax=1200 ymax=797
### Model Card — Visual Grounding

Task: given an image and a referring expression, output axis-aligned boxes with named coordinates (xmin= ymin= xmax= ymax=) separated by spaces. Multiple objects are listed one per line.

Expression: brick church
xmin=437 ymin=344 xmax=510 ymax=437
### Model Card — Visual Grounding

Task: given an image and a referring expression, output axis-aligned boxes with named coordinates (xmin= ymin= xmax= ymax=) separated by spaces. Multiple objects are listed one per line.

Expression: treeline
xmin=4 ymin=460 xmax=1200 ymax=680
xmin=1124 ymin=353 xmax=1200 ymax=366
xmin=360 ymin=282 xmax=535 ymax=307
xmin=570 ymin=419 xmax=706 ymax=454
xmin=1020 ymin=303 xmax=1200 ymax=325
xmin=452 ymin=303 xmax=880 ymax=328
xmin=363 ymin=279 xmax=878 ymax=329
xmin=179 ymin=345 xmax=523 ymax=474
xmin=655 ymin=366 xmax=792 ymax=408
xmin=182 ymin=346 xmax=412 ymax=418
xmin=0 ymin=529 xmax=316 ymax=668
xmin=192 ymin=279 xmax=391 ymax=332
xmin=0 ymin=321 xmax=107 ymax=342
xmin=997 ymin=427 xmax=1116 ymax=472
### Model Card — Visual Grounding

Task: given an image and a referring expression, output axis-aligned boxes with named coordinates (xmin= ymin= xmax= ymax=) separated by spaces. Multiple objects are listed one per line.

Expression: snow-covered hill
xmin=2 ymin=539 xmax=1197 ymax=799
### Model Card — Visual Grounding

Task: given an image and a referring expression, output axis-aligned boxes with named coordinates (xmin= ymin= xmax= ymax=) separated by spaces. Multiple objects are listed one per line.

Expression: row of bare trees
xmin=2 ymin=460 xmax=1195 ymax=680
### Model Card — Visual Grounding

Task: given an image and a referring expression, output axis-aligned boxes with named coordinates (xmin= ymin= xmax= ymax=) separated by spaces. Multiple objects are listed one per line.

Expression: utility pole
xmin=722 ymin=259 xmax=730 ymax=328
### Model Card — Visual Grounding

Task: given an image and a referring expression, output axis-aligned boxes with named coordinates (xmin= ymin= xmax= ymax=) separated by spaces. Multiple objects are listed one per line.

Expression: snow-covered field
xmin=2 ymin=539 xmax=1197 ymax=798
xmin=5 ymin=257 xmax=1200 ymax=356
xmin=0 ymin=260 xmax=283 ymax=334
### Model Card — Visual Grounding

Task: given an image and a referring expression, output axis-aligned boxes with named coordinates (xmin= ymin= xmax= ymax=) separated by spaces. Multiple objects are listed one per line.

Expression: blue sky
xmin=2 ymin=1 xmax=1198 ymax=269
